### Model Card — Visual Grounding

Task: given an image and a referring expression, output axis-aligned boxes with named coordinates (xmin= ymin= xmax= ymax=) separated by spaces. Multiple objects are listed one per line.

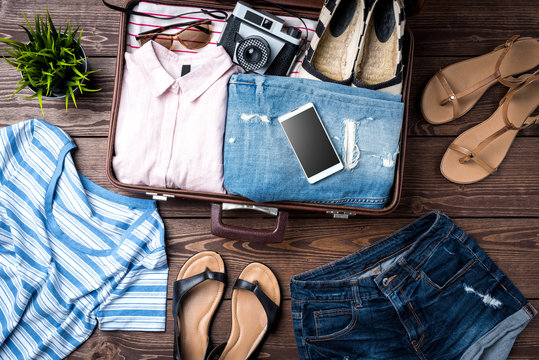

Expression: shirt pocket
xmin=419 ymin=234 xmax=477 ymax=290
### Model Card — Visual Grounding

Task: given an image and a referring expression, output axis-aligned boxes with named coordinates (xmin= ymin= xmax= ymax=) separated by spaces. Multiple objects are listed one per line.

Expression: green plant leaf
xmin=37 ymin=88 xmax=44 ymax=115
xmin=22 ymin=11 xmax=35 ymax=37
xmin=46 ymin=8 xmax=57 ymax=38
xmin=72 ymin=67 xmax=88 ymax=80
xmin=9 ymin=83 xmax=29 ymax=98
xmin=3 ymin=10 xmax=101 ymax=110
xmin=68 ymin=86 xmax=77 ymax=109
xmin=0 ymin=36 xmax=25 ymax=49
xmin=80 ymin=87 xmax=101 ymax=93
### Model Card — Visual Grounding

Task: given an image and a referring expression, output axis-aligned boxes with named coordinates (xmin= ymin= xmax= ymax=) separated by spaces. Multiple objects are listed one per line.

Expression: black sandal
xmin=172 ymin=251 xmax=226 ymax=360
xmin=208 ymin=262 xmax=280 ymax=360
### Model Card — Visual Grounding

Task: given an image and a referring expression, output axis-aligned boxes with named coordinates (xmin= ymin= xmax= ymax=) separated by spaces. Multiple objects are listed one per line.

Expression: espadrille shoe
xmin=352 ymin=0 xmax=406 ymax=94
xmin=297 ymin=0 xmax=376 ymax=84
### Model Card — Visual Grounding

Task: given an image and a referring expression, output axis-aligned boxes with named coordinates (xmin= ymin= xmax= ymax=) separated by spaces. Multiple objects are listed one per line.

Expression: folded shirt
xmin=113 ymin=42 xmax=243 ymax=193
xmin=0 ymin=119 xmax=168 ymax=359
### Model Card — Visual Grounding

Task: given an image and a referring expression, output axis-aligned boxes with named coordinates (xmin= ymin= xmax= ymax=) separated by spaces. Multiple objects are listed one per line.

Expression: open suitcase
xmin=106 ymin=0 xmax=415 ymax=243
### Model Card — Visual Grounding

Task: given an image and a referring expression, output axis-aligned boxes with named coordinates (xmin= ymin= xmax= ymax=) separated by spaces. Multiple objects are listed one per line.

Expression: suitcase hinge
xmin=146 ymin=192 xmax=175 ymax=201
xmin=326 ymin=211 xmax=356 ymax=219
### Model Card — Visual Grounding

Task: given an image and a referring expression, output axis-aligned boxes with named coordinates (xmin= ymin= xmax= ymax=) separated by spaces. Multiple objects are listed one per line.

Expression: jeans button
xmin=382 ymin=277 xmax=389 ymax=286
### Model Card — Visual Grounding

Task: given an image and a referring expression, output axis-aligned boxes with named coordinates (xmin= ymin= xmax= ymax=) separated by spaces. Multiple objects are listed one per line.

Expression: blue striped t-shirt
xmin=0 ymin=119 xmax=168 ymax=359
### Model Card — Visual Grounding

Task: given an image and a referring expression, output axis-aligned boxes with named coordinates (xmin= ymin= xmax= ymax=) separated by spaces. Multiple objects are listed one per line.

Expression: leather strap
xmin=436 ymin=35 xmax=533 ymax=118
xmin=449 ymin=143 xmax=497 ymax=174
xmin=101 ymin=0 xmax=228 ymax=20
xmin=233 ymin=278 xmax=280 ymax=330
xmin=172 ymin=268 xmax=226 ymax=360
xmin=437 ymin=70 xmax=500 ymax=119
xmin=501 ymin=73 xmax=539 ymax=130
xmin=450 ymin=73 xmax=539 ymax=173
xmin=205 ymin=342 xmax=227 ymax=360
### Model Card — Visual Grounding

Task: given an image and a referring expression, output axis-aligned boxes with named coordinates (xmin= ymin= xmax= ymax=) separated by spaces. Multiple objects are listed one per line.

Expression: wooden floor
xmin=0 ymin=0 xmax=538 ymax=358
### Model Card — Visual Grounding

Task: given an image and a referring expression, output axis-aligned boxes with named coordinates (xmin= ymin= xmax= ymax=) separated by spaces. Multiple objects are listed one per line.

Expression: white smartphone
xmin=278 ymin=103 xmax=343 ymax=184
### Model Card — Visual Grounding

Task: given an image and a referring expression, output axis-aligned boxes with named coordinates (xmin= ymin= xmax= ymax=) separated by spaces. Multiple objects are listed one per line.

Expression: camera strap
xmin=102 ymin=0 xmax=308 ymax=54
xmin=101 ymin=0 xmax=229 ymax=21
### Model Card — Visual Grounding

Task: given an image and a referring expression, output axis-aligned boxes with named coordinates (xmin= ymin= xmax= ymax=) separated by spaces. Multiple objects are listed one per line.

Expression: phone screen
xmin=281 ymin=106 xmax=340 ymax=178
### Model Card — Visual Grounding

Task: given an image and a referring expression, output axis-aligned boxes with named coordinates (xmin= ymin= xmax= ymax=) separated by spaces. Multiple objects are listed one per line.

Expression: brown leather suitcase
xmin=106 ymin=0 xmax=415 ymax=243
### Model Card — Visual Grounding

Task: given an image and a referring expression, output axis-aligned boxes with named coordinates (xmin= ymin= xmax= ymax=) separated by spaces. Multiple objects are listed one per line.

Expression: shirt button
xmin=382 ymin=277 xmax=390 ymax=286
xmin=171 ymin=84 xmax=178 ymax=89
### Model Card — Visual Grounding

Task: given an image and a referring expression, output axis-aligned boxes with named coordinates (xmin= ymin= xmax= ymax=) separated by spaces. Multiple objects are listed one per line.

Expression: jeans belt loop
xmin=398 ymin=258 xmax=420 ymax=280
xmin=351 ymin=282 xmax=362 ymax=308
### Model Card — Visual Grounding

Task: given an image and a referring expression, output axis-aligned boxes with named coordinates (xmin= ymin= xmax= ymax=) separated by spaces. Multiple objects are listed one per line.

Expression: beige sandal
xmin=440 ymin=73 xmax=539 ymax=184
xmin=421 ymin=35 xmax=539 ymax=124
xmin=215 ymin=263 xmax=280 ymax=360
xmin=172 ymin=251 xmax=226 ymax=360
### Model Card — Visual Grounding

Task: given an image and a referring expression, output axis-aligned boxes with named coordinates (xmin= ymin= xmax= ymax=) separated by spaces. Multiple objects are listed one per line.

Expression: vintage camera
xmin=218 ymin=2 xmax=302 ymax=76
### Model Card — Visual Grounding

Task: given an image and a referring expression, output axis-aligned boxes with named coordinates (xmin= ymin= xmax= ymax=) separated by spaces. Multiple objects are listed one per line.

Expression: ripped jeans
xmin=290 ymin=211 xmax=536 ymax=360
xmin=223 ymin=74 xmax=404 ymax=208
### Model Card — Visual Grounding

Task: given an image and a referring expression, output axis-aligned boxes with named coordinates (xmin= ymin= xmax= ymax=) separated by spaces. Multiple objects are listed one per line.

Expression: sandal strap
xmin=205 ymin=342 xmax=227 ymax=360
xmin=172 ymin=268 xmax=226 ymax=360
xmin=173 ymin=268 xmax=226 ymax=304
xmin=501 ymin=73 xmax=539 ymax=130
xmin=437 ymin=70 xmax=500 ymax=118
xmin=449 ymin=143 xmax=497 ymax=174
xmin=436 ymin=35 xmax=532 ymax=118
xmin=233 ymin=278 xmax=280 ymax=330
xmin=448 ymin=73 xmax=539 ymax=176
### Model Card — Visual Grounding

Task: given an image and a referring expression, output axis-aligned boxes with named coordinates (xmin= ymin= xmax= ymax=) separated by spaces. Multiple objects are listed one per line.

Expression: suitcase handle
xmin=210 ymin=203 xmax=288 ymax=243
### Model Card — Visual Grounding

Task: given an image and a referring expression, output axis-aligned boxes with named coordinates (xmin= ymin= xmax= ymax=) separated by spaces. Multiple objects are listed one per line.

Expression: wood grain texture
xmin=0 ymin=0 xmax=537 ymax=359
xmin=68 ymin=299 xmax=539 ymax=359
xmin=3 ymin=56 xmax=539 ymax=137
xmin=68 ymin=136 xmax=539 ymax=218
xmin=0 ymin=0 xmax=538 ymax=57
xmin=159 ymin=217 xmax=539 ymax=299
xmin=0 ymin=58 xmax=113 ymax=135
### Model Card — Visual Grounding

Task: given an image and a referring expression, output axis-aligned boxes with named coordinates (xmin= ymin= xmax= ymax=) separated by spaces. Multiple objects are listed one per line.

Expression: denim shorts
xmin=290 ymin=211 xmax=536 ymax=360
xmin=223 ymin=74 xmax=404 ymax=208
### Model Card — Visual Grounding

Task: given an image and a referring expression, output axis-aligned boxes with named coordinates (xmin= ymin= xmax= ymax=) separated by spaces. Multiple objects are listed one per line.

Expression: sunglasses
xmin=136 ymin=19 xmax=212 ymax=50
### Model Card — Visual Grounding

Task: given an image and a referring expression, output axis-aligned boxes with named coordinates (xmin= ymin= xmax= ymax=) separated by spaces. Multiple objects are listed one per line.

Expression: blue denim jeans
xmin=290 ymin=211 xmax=536 ymax=359
xmin=223 ymin=74 xmax=404 ymax=208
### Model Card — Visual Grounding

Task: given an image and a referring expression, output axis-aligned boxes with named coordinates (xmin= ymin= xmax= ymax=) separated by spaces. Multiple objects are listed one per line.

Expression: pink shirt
xmin=113 ymin=41 xmax=243 ymax=193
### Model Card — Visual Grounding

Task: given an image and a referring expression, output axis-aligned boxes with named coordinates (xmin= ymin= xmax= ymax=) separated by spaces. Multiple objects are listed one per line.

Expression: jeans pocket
xmin=302 ymin=301 xmax=357 ymax=342
xmin=420 ymin=234 xmax=477 ymax=290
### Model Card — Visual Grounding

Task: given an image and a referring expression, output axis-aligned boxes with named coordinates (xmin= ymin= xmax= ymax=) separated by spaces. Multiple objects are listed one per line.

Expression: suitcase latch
xmin=326 ymin=211 xmax=356 ymax=219
xmin=146 ymin=192 xmax=175 ymax=201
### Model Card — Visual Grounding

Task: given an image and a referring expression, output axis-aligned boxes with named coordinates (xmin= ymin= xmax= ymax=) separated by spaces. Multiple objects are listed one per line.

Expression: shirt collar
xmin=133 ymin=41 xmax=239 ymax=100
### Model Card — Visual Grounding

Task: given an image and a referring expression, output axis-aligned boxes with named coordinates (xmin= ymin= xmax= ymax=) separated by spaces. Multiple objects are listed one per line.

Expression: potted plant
xmin=0 ymin=10 xmax=100 ymax=114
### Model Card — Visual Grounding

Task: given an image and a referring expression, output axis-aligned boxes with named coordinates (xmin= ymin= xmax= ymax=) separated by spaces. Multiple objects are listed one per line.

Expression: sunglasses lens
xmin=178 ymin=22 xmax=211 ymax=49
xmin=153 ymin=36 xmax=174 ymax=50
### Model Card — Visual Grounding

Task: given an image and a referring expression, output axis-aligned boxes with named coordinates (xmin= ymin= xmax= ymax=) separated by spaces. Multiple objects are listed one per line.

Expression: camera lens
xmin=236 ymin=36 xmax=270 ymax=72
xmin=244 ymin=47 xmax=262 ymax=63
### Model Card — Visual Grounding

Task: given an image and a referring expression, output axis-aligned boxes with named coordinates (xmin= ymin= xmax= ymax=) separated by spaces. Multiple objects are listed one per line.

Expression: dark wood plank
xmin=408 ymin=0 xmax=539 ymax=57
xmin=3 ymin=55 xmax=539 ymax=137
xmin=159 ymin=217 xmax=539 ymax=299
xmin=1 ymin=0 xmax=538 ymax=58
xmin=407 ymin=58 xmax=539 ymax=137
xmin=0 ymin=58 xmax=113 ymax=136
xmin=1 ymin=1 xmax=537 ymax=359
xmin=396 ymin=136 xmax=539 ymax=217
xmin=69 ymin=137 xmax=539 ymax=218
xmin=68 ymin=299 xmax=539 ymax=359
